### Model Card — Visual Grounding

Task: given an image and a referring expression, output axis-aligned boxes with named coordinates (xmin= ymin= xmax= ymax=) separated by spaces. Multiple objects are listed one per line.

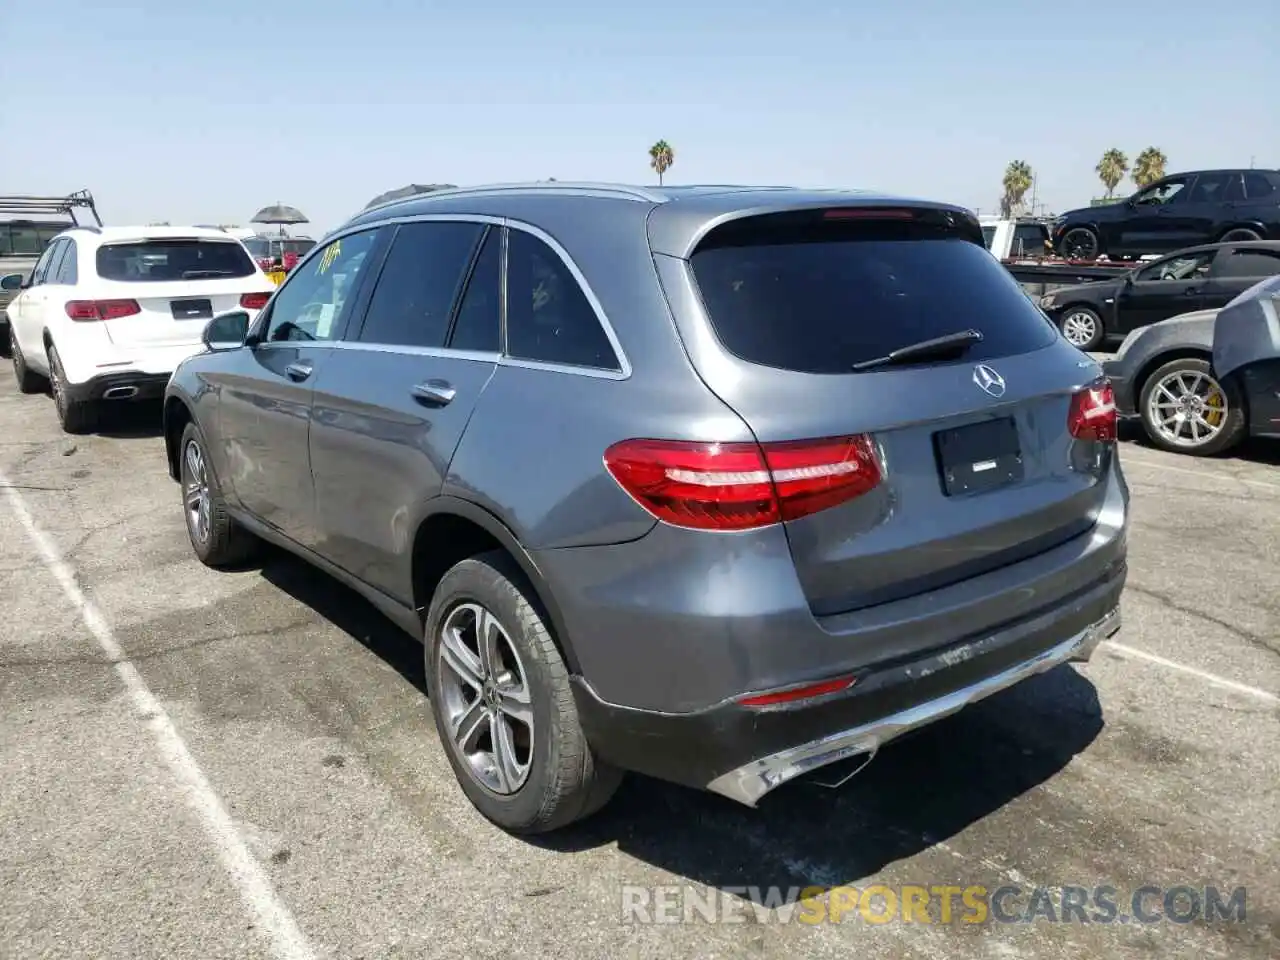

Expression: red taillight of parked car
xmin=1068 ymin=380 xmax=1118 ymax=443
xmin=240 ymin=292 xmax=271 ymax=310
xmin=603 ymin=434 xmax=882 ymax=531
xmin=65 ymin=299 xmax=141 ymax=322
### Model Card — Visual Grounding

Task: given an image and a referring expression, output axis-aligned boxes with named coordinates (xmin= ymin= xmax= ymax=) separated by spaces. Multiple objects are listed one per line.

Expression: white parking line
xmin=0 ymin=473 xmax=318 ymax=960
xmin=1119 ymin=453 xmax=1280 ymax=493
xmin=1102 ymin=640 xmax=1279 ymax=704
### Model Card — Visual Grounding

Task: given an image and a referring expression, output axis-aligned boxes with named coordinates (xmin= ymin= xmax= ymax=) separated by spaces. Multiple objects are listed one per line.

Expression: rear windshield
xmin=96 ymin=239 xmax=257 ymax=282
xmin=689 ymin=211 xmax=1058 ymax=374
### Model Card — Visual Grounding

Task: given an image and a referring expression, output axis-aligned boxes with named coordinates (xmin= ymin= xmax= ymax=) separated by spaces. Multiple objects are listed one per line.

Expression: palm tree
xmin=1133 ymin=147 xmax=1168 ymax=188
xmin=999 ymin=161 xmax=1034 ymax=217
xmin=648 ymin=140 xmax=675 ymax=186
xmin=1095 ymin=148 xmax=1129 ymax=198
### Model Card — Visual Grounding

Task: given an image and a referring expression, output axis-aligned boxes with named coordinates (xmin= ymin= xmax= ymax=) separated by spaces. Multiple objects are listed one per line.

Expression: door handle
xmin=1183 ymin=287 xmax=1200 ymax=295
xmin=284 ymin=361 xmax=313 ymax=382
xmin=411 ymin=379 xmax=456 ymax=406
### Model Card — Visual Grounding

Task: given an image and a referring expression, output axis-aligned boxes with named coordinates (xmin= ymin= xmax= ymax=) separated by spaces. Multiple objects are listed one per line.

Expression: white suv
xmin=2 ymin=225 xmax=275 ymax=433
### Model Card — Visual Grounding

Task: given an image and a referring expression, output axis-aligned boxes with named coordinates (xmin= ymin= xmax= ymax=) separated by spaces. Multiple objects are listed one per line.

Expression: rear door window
xmin=1243 ymin=173 xmax=1276 ymax=200
xmin=447 ymin=227 xmax=501 ymax=352
xmin=688 ymin=211 xmax=1057 ymax=374
xmin=505 ymin=228 xmax=619 ymax=370
xmin=356 ymin=220 xmax=484 ymax=349
xmin=43 ymin=240 xmax=70 ymax=284
xmin=96 ymin=239 xmax=257 ymax=281
xmin=28 ymin=241 xmax=61 ymax=286
xmin=54 ymin=239 xmax=79 ymax=284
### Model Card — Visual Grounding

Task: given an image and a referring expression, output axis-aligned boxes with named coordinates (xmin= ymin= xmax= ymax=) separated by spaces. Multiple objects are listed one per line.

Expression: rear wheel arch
xmin=1133 ymin=347 xmax=1223 ymax=405
xmin=411 ymin=498 xmax=581 ymax=674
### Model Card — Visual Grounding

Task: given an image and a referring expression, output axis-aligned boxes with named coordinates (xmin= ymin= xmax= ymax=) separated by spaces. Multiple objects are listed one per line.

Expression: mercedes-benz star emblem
xmin=972 ymin=364 xmax=1006 ymax=398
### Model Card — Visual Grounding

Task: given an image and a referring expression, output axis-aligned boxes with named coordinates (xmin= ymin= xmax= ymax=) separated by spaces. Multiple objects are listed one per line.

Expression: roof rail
xmin=360 ymin=181 xmax=665 ymax=217
xmin=0 ymin=189 xmax=102 ymax=226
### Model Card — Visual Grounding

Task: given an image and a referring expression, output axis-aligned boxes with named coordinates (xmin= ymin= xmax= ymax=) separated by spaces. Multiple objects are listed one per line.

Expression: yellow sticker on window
xmin=318 ymin=241 xmax=341 ymax=274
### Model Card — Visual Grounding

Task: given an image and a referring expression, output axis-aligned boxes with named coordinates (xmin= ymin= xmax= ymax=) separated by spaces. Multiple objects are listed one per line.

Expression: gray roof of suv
xmin=343 ymin=181 xmax=973 ymax=259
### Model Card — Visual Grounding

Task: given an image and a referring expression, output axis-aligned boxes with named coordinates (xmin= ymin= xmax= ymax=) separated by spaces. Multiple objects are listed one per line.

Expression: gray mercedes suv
xmin=162 ymin=183 xmax=1128 ymax=834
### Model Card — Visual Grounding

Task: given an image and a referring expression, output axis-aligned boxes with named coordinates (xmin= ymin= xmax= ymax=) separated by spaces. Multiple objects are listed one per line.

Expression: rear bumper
xmin=63 ymin=371 xmax=171 ymax=403
xmin=574 ymin=571 xmax=1124 ymax=804
xmin=58 ymin=341 xmax=206 ymax=392
xmin=1101 ymin=359 xmax=1138 ymax=417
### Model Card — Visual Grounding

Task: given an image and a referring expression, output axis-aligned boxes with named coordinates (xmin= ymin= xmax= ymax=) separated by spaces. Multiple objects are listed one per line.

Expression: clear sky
xmin=3 ymin=0 xmax=1277 ymax=234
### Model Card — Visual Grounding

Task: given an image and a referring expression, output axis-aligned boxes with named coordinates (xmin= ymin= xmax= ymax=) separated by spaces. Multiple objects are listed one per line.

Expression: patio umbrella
xmin=251 ymin=202 xmax=309 ymax=226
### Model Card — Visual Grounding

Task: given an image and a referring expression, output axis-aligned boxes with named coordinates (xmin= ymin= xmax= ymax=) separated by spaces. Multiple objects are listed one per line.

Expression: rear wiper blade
xmin=851 ymin=328 xmax=984 ymax=371
xmin=182 ymin=269 xmax=235 ymax=279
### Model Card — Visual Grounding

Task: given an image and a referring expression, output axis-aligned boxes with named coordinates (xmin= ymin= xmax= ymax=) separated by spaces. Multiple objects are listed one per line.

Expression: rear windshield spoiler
xmin=649 ymin=199 xmax=984 ymax=259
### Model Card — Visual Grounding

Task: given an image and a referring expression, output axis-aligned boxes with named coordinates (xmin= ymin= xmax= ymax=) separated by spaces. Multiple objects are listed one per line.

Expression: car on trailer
xmin=1051 ymin=169 xmax=1280 ymax=261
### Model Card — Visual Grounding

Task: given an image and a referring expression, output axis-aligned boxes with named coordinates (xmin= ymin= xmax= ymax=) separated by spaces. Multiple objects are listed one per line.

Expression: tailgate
xmin=91 ymin=237 xmax=270 ymax=348
xmin=94 ymin=278 xmax=268 ymax=347
xmin=667 ymin=204 xmax=1115 ymax=616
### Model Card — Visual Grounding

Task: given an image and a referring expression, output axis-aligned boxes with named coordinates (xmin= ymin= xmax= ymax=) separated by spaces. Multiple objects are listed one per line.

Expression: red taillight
xmin=823 ymin=208 xmax=917 ymax=220
xmin=738 ymin=674 xmax=857 ymax=708
xmin=65 ymin=299 xmax=140 ymax=322
xmin=602 ymin=434 xmax=882 ymax=531
xmin=1068 ymin=380 xmax=1118 ymax=442
xmin=240 ymin=292 xmax=270 ymax=310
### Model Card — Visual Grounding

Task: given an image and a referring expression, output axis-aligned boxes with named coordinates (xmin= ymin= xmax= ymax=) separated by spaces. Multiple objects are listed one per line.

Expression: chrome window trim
xmin=318 ymin=213 xmax=631 ymax=380
xmin=329 ymin=341 xmax=500 ymax=364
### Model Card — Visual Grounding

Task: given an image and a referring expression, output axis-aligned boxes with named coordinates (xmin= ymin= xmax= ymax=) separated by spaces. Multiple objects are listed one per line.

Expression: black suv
xmin=1052 ymin=169 xmax=1280 ymax=261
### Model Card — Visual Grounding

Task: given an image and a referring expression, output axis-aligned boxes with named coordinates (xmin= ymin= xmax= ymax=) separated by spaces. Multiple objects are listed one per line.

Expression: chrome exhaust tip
xmin=103 ymin=386 xmax=139 ymax=400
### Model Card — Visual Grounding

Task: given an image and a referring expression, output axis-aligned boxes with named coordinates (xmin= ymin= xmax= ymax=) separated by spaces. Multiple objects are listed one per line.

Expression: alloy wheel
xmin=437 ymin=602 xmax=534 ymax=795
xmin=1061 ymin=311 xmax=1098 ymax=348
xmin=183 ymin=439 xmax=212 ymax=544
xmin=1061 ymin=228 xmax=1098 ymax=260
xmin=1145 ymin=369 xmax=1228 ymax=448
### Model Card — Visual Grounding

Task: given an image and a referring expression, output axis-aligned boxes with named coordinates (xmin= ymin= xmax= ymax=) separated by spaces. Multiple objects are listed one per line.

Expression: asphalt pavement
xmin=0 ymin=384 xmax=1276 ymax=960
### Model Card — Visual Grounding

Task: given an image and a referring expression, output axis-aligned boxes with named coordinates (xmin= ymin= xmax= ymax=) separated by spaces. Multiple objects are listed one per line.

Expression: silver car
xmin=163 ymin=183 xmax=1128 ymax=834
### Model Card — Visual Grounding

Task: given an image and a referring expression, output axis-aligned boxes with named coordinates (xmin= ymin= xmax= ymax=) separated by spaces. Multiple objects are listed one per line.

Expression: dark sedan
xmin=1051 ymin=168 xmax=1280 ymax=261
xmin=1040 ymin=240 xmax=1280 ymax=350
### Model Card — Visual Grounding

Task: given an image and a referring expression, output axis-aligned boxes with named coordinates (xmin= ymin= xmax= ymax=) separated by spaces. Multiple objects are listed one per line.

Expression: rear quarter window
xmin=688 ymin=210 xmax=1058 ymax=374
xmin=96 ymin=239 xmax=256 ymax=282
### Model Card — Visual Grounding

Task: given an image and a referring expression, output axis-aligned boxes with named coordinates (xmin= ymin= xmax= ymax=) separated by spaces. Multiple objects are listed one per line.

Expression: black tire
xmin=1137 ymin=357 xmax=1246 ymax=456
xmin=1057 ymin=305 xmax=1106 ymax=351
xmin=10 ymin=328 xmax=45 ymax=394
xmin=179 ymin=421 xmax=259 ymax=566
xmin=1219 ymin=227 xmax=1263 ymax=243
xmin=1060 ymin=226 xmax=1101 ymax=260
xmin=47 ymin=344 xmax=97 ymax=434
xmin=425 ymin=550 xmax=621 ymax=834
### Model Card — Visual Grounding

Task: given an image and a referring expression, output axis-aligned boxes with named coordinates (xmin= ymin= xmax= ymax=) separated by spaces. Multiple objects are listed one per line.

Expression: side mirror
xmin=202 ymin=310 xmax=250 ymax=352
xmin=0 ymin=273 xmax=24 ymax=291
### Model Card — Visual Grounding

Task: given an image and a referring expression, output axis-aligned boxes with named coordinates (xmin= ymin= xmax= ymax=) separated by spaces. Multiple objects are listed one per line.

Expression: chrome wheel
xmin=1145 ymin=369 xmax=1228 ymax=448
xmin=437 ymin=602 xmax=534 ymax=795
xmin=1061 ymin=310 xmax=1099 ymax=348
xmin=182 ymin=439 xmax=212 ymax=544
